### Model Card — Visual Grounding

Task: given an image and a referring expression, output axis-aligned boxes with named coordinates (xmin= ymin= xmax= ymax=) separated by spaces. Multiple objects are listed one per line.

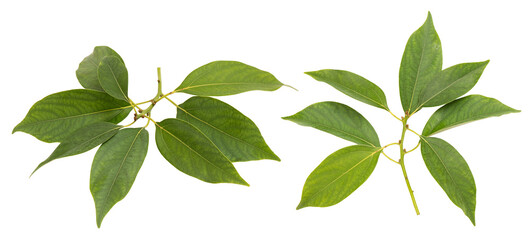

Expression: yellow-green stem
xmin=399 ymin=116 xmax=420 ymax=215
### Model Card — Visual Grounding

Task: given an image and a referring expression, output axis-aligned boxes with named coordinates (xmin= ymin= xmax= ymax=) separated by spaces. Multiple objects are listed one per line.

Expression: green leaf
xmin=422 ymin=95 xmax=520 ymax=136
xmin=97 ymin=56 xmax=129 ymax=101
xmin=305 ymin=70 xmax=388 ymax=110
xmin=31 ymin=122 xmax=121 ymax=176
xmin=177 ymin=96 xmax=279 ymax=162
xmin=420 ymin=136 xmax=476 ymax=225
xmin=297 ymin=145 xmax=381 ymax=209
xmin=13 ymin=89 xmax=132 ymax=143
xmin=175 ymin=61 xmax=284 ymax=96
xmin=155 ymin=118 xmax=248 ymax=185
xmin=90 ymin=127 xmax=149 ymax=228
xmin=76 ymin=46 xmax=124 ymax=91
xmin=283 ymin=101 xmax=380 ymax=147
xmin=415 ymin=61 xmax=489 ymax=112
xmin=399 ymin=12 xmax=442 ymax=114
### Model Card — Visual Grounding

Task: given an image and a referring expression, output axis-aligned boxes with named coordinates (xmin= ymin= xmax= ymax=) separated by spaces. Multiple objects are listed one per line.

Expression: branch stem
xmin=399 ymin=116 xmax=420 ymax=215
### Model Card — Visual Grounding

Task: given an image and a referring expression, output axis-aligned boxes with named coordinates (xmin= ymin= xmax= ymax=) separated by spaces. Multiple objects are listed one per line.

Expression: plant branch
xmin=406 ymin=141 xmax=421 ymax=153
xmin=399 ymin=116 xmax=420 ymax=215
xmin=388 ymin=110 xmax=402 ymax=122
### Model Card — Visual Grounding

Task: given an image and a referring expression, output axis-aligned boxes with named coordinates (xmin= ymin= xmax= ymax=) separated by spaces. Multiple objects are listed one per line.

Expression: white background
xmin=1 ymin=0 xmax=529 ymax=239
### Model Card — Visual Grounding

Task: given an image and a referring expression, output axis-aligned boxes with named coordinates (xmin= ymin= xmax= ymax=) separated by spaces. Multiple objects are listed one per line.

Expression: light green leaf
xmin=90 ymin=127 xmax=148 ymax=228
xmin=297 ymin=145 xmax=381 ymax=209
xmin=76 ymin=46 xmax=124 ymax=91
xmin=399 ymin=12 xmax=442 ymax=114
xmin=415 ymin=61 xmax=489 ymax=112
xmin=97 ymin=56 xmax=129 ymax=101
xmin=13 ymin=89 xmax=132 ymax=143
xmin=305 ymin=70 xmax=388 ymax=110
xmin=175 ymin=61 xmax=284 ymax=96
xmin=155 ymin=118 xmax=248 ymax=185
xmin=420 ymin=136 xmax=476 ymax=225
xmin=422 ymin=95 xmax=520 ymax=136
xmin=283 ymin=101 xmax=380 ymax=147
xmin=32 ymin=122 xmax=121 ymax=176
xmin=177 ymin=96 xmax=279 ymax=162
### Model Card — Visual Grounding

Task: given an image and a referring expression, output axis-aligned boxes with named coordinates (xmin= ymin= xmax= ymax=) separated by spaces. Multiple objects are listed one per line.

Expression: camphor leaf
xmin=177 ymin=96 xmax=279 ymax=162
xmin=283 ymin=101 xmax=380 ymax=147
xmin=399 ymin=12 xmax=442 ymax=114
xmin=422 ymin=95 xmax=520 ymax=136
xmin=297 ymin=145 xmax=381 ymax=209
xmin=13 ymin=89 xmax=132 ymax=143
xmin=97 ymin=56 xmax=129 ymax=101
xmin=414 ymin=60 xmax=489 ymax=112
xmin=155 ymin=118 xmax=248 ymax=185
xmin=420 ymin=136 xmax=476 ymax=225
xmin=305 ymin=70 xmax=389 ymax=110
xmin=90 ymin=127 xmax=149 ymax=228
xmin=175 ymin=61 xmax=285 ymax=96
xmin=32 ymin=122 xmax=121 ymax=176
xmin=76 ymin=46 xmax=125 ymax=91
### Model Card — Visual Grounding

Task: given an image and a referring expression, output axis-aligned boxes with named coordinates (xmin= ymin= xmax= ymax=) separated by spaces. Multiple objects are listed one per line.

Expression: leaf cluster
xmin=283 ymin=12 xmax=519 ymax=225
xmin=13 ymin=46 xmax=287 ymax=227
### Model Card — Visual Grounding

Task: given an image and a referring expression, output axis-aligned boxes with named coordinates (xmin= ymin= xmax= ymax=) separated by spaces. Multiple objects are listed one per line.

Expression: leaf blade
xmin=90 ymin=127 xmax=149 ymax=228
xmin=76 ymin=46 xmax=124 ymax=91
xmin=422 ymin=95 xmax=520 ymax=136
xmin=13 ymin=89 xmax=132 ymax=142
xmin=399 ymin=12 xmax=442 ymax=113
xmin=305 ymin=70 xmax=388 ymax=110
xmin=175 ymin=61 xmax=284 ymax=96
xmin=415 ymin=60 xmax=489 ymax=111
xmin=297 ymin=145 xmax=381 ymax=209
xmin=32 ymin=122 xmax=121 ymax=175
xmin=177 ymin=96 xmax=279 ymax=162
xmin=155 ymin=118 xmax=248 ymax=185
xmin=283 ymin=101 xmax=380 ymax=147
xmin=420 ymin=136 xmax=476 ymax=225
xmin=97 ymin=56 xmax=129 ymax=101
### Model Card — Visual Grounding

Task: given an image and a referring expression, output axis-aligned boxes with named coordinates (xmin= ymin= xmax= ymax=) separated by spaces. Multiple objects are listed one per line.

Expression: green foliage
xmin=14 ymin=46 xmax=286 ymax=227
xmin=285 ymin=12 xmax=519 ymax=225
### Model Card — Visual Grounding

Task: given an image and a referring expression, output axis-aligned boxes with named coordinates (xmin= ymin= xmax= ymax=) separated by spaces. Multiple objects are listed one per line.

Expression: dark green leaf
xmin=177 ymin=96 xmax=279 ymax=162
xmin=420 ymin=136 xmax=476 ymax=225
xmin=297 ymin=145 xmax=381 ymax=209
xmin=76 ymin=46 xmax=124 ymax=91
xmin=305 ymin=70 xmax=388 ymax=110
xmin=422 ymin=95 xmax=520 ymax=136
xmin=97 ymin=56 xmax=129 ymax=101
xmin=32 ymin=122 xmax=121 ymax=176
xmin=283 ymin=101 xmax=380 ymax=147
xmin=90 ymin=127 xmax=149 ymax=228
xmin=155 ymin=118 xmax=248 ymax=185
xmin=175 ymin=61 xmax=284 ymax=96
xmin=13 ymin=89 xmax=132 ymax=143
xmin=415 ymin=61 xmax=489 ymax=112
xmin=399 ymin=12 xmax=442 ymax=114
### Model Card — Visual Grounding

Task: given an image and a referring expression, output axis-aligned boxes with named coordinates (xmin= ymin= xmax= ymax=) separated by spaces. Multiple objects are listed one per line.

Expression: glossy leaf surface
xmin=90 ymin=127 xmax=149 ymax=228
xmin=76 ymin=46 xmax=124 ymax=91
xmin=97 ymin=56 xmax=129 ymax=101
xmin=305 ymin=70 xmax=388 ymax=110
xmin=297 ymin=145 xmax=381 ymax=209
xmin=177 ymin=96 xmax=279 ymax=162
xmin=175 ymin=61 xmax=284 ymax=96
xmin=399 ymin=12 xmax=442 ymax=113
xmin=415 ymin=61 xmax=489 ymax=111
xmin=420 ymin=136 xmax=476 ymax=225
xmin=283 ymin=101 xmax=380 ymax=147
xmin=155 ymin=118 xmax=248 ymax=185
xmin=422 ymin=95 xmax=520 ymax=136
xmin=13 ymin=89 xmax=132 ymax=143
xmin=32 ymin=122 xmax=121 ymax=175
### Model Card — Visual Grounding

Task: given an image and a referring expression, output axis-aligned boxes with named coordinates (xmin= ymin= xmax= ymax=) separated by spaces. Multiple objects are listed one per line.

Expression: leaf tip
xmin=296 ymin=201 xmax=307 ymax=210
